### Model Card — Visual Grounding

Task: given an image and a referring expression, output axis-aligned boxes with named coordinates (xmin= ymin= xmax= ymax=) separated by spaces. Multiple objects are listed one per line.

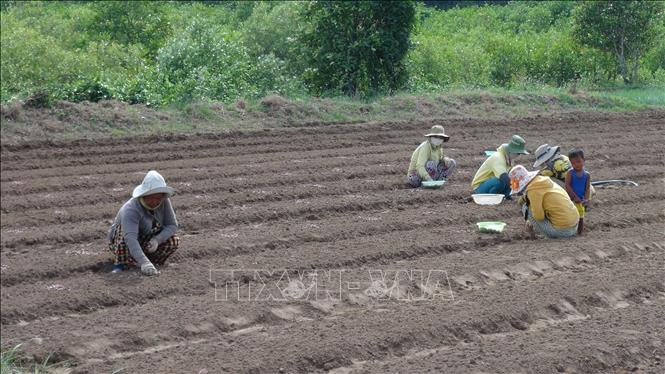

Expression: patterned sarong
xmin=108 ymin=223 xmax=179 ymax=266
xmin=407 ymin=158 xmax=457 ymax=187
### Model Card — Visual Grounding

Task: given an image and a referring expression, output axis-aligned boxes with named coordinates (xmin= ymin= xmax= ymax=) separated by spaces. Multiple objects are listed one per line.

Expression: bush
xmin=84 ymin=1 xmax=171 ymax=59
xmin=407 ymin=32 xmax=491 ymax=89
xmin=404 ymin=1 xmax=650 ymax=90
xmin=0 ymin=5 xmax=148 ymax=104
xmin=303 ymin=1 xmax=416 ymax=97
xmin=642 ymin=22 xmax=665 ymax=76
xmin=154 ymin=19 xmax=302 ymax=105
xmin=0 ymin=13 xmax=90 ymax=103
xmin=240 ymin=2 xmax=306 ymax=66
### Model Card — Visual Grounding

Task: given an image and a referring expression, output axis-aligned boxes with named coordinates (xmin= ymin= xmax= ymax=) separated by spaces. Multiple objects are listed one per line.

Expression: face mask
xmin=430 ymin=137 xmax=444 ymax=146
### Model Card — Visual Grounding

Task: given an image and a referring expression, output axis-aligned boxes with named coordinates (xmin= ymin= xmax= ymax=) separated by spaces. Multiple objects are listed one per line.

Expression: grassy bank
xmin=1 ymin=342 xmax=68 ymax=374
xmin=585 ymin=86 xmax=665 ymax=107
xmin=1 ymin=87 xmax=663 ymax=144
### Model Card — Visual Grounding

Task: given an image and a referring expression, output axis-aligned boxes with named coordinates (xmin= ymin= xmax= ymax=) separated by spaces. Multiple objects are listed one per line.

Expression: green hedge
xmin=1 ymin=1 xmax=662 ymax=106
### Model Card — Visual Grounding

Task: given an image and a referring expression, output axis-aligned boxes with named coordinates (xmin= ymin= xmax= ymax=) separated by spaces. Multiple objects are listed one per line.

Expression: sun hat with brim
xmin=509 ymin=165 xmax=539 ymax=195
xmin=533 ymin=144 xmax=560 ymax=168
xmin=425 ymin=125 xmax=450 ymax=141
xmin=505 ymin=135 xmax=528 ymax=155
xmin=132 ymin=170 xmax=175 ymax=198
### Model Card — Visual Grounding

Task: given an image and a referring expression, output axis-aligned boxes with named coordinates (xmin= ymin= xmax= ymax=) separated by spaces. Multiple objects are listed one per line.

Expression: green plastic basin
xmin=422 ymin=180 xmax=446 ymax=188
xmin=476 ymin=221 xmax=506 ymax=233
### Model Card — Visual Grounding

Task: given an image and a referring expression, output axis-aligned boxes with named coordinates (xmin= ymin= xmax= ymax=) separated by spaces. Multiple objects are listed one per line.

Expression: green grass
xmin=1 ymin=342 xmax=68 ymax=374
xmin=429 ymin=84 xmax=665 ymax=110
xmin=587 ymin=86 xmax=665 ymax=107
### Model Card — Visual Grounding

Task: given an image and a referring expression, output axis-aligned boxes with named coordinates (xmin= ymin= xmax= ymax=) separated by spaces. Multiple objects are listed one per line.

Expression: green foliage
xmin=1 ymin=342 xmax=69 ymax=374
xmin=0 ymin=8 xmax=140 ymax=103
xmin=0 ymin=3 xmax=147 ymax=104
xmin=304 ymin=1 xmax=416 ymax=97
xmin=407 ymin=32 xmax=491 ymax=89
xmin=0 ymin=0 xmax=663 ymax=106
xmin=406 ymin=1 xmax=662 ymax=91
xmin=572 ymin=1 xmax=665 ymax=83
xmin=153 ymin=19 xmax=302 ymax=105
xmin=240 ymin=1 xmax=308 ymax=75
xmin=84 ymin=1 xmax=171 ymax=59
xmin=641 ymin=20 xmax=665 ymax=82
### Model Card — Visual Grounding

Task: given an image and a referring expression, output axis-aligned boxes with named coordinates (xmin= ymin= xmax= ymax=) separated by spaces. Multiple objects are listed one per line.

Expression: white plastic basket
xmin=471 ymin=194 xmax=505 ymax=205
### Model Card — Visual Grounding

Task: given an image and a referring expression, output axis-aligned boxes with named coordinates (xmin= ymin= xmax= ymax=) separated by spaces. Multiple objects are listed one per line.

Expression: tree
xmin=240 ymin=1 xmax=307 ymax=74
xmin=304 ymin=1 xmax=416 ymax=97
xmin=572 ymin=1 xmax=664 ymax=84
xmin=85 ymin=1 xmax=171 ymax=59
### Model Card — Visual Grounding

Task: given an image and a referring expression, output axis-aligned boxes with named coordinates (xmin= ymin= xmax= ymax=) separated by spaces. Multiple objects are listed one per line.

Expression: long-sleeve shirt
xmin=471 ymin=146 xmax=510 ymax=190
xmin=538 ymin=155 xmax=571 ymax=182
xmin=407 ymin=141 xmax=444 ymax=180
xmin=525 ymin=176 xmax=579 ymax=229
xmin=108 ymin=197 xmax=178 ymax=266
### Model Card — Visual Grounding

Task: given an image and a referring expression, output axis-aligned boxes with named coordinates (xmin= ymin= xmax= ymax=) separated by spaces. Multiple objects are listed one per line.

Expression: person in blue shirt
xmin=564 ymin=149 xmax=591 ymax=235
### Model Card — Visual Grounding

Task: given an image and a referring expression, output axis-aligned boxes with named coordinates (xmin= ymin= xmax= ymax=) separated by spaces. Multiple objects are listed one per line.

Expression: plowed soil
xmin=1 ymin=110 xmax=664 ymax=373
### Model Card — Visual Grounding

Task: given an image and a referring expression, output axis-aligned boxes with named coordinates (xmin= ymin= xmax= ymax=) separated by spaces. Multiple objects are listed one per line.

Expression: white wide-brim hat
xmin=509 ymin=165 xmax=539 ymax=195
xmin=132 ymin=170 xmax=175 ymax=198
xmin=533 ymin=144 xmax=560 ymax=168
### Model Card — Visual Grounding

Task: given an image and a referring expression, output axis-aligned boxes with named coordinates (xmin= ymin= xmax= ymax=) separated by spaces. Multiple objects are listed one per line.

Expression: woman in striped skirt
xmin=108 ymin=170 xmax=180 ymax=276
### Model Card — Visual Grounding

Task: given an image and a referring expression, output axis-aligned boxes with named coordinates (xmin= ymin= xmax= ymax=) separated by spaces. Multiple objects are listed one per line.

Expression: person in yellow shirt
xmin=509 ymin=165 xmax=579 ymax=238
xmin=406 ymin=125 xmax=457 ymax=187
xmin=471 ymin=135 xmax=528 ymax=198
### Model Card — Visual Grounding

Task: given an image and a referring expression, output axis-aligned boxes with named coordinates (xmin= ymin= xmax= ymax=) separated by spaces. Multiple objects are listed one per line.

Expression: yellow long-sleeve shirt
xmin=407 ymin=141 xmax=444 ymax=180
xmin=538 ymin=155 xmax=571 ymax=182
xmin=526 ymin=176 xmax=579 ymax=229
xmin=471 ymin=146 xmax=510 ymax=190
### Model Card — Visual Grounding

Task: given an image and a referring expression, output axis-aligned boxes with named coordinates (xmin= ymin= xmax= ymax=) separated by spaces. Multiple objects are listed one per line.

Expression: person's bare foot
xmin=525 ymin=222 xmax=536 ymax=239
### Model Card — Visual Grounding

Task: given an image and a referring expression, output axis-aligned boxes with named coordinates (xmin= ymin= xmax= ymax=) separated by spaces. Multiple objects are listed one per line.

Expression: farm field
xmin=1 ymin=109 xmax=664 ymax=373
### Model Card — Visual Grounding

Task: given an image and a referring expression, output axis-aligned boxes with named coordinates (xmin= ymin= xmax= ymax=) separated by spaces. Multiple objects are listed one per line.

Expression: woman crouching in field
xmin=509 ymin=165 xmax=579 ymax=239
xmin=108 ymin=170 xmax=179 ymax=276
xmin=406 ymin=125 xmax=457 ymax=187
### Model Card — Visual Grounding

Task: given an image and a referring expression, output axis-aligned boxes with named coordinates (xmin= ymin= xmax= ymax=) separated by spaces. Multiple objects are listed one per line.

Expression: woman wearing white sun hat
xmin=509 ymin=165 xmax=579 ymax=238
xmin=108 ymin=170 xmax=179 ymax=275
xmin=406 ymin=125 xmax=457 ymax=187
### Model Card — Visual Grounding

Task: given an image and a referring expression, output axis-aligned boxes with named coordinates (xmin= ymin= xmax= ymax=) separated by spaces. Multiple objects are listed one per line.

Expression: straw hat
xmin=533 ymin=144 xmax=560 ymax=168
xmin=504 ymin=135 xmax=528 ymax=155
xmin=132 ymin=170 xmax=175 ymax=198
xmin=509 ymin=165 xmax=539 ymax=195
xmin=425 ymin=125 xmax=450 ymax=141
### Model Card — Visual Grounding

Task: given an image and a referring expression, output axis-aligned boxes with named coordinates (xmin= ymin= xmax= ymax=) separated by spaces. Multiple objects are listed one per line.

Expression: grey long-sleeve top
xmin=108 ymin=197 xmax=178 ymax=266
